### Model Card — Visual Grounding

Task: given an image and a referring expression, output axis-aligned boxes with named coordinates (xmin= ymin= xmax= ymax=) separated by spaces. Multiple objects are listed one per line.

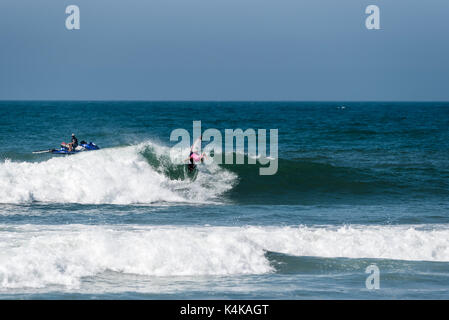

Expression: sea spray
xmin=0 ymin=141 xmax=237 ymax=204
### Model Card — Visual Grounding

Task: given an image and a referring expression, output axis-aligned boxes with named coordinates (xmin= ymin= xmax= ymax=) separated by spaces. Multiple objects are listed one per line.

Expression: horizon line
xmin=1 ymin=99 xmax=449 ymax=103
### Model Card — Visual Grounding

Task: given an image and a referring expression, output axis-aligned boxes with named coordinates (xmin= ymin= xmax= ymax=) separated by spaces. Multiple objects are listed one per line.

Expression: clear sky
xmin=0 ymin=0 xmax=448 ymax=100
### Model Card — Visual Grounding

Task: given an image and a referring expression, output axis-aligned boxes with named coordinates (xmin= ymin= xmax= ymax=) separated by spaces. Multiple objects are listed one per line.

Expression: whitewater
xmin=0 ymin=142 xmax=236 ymax=205
xmin=1 ymin=224 xmax=449 ymax=290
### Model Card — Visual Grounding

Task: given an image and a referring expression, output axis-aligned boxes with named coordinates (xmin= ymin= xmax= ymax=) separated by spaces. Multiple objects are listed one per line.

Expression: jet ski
xmin=52 ymin=141 xmax=100 ymax=154
xmin=33 ymin=141 xmax=100 ymax=155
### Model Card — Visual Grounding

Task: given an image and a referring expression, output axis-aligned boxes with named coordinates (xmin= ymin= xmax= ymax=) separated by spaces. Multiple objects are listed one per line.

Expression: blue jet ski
xmin=33 ymin=141 xmax=100 ymax=155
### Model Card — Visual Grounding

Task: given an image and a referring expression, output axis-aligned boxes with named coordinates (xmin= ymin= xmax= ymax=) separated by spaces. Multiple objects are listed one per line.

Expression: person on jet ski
xmin=67 ymin=133 xmax=78 ymax=152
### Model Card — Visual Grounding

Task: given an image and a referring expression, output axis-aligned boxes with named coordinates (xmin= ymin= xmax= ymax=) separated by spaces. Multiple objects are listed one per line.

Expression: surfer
xmin=67 ymin=133 xmax=78 ymax=152
xmin=189 ymin=150 xmax=207 ymax=163
xmin=187 ymin=151 xmax=206 ymax=171
xmin=186 ymin=150 xmax=207 ymax=171
xmin=185 ymin=136 xmax=207 ymax=172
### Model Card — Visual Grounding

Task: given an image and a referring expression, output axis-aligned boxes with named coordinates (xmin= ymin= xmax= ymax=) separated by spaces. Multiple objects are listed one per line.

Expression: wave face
xmin=221 ymin=157 xmax=382 ymax=204
xmin=1 ymin=224 xmax=449 ymax=288
xmin=0 ymin=142 xmax=236 ymax=204
xmin=221 ymin=156 xmax=449 ymax=204
xmin=2 ymin=144 xmax=449 ymax=205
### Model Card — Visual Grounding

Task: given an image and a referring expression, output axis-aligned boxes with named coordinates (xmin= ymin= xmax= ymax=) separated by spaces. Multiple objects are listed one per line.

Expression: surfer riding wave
xmin=186 ymin=136 xmax=207 ymax=172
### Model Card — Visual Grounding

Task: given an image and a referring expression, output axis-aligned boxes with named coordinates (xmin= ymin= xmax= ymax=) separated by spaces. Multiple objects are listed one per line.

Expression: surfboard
xmin=191 ymin=136 xmax=202 ymax=153
xmin=184 ymin=163 xmax=199 ymax=181
xmin=32 ymin=149 xmax=53 ymax=154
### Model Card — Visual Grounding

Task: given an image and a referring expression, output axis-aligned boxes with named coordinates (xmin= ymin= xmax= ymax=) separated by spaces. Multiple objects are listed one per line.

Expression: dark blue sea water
xmin=1 ymin=101 xmax=449 ymax=299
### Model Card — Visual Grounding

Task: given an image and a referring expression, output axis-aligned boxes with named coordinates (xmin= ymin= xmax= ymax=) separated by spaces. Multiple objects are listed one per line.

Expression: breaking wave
xmin=1 ymin=224 xmax=449 ymax=288
xmin=0 ymin=141 xmax=236 ymax=204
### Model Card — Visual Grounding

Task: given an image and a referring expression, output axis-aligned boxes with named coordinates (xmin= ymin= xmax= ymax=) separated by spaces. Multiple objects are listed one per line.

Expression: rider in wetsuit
xmin=188 ymin=151 xmax=196 ymax=172
xmin=186 ymin=137 xmax=207 ymax=172
xmin=68 ymin=133 xmax=78 ymax=152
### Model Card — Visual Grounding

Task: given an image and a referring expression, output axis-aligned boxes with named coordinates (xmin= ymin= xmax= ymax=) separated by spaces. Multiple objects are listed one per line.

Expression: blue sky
xmin=0 ymin=0 xmax=448 ymax=100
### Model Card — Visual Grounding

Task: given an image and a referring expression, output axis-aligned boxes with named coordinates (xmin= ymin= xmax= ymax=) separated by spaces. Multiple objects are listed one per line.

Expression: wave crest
xmin=0 ymin=142 xmax=236 ymax=204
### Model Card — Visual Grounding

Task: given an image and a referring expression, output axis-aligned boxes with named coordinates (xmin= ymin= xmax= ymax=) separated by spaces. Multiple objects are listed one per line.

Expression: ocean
xmin=0 ymin=101 xmax=449 ymax=299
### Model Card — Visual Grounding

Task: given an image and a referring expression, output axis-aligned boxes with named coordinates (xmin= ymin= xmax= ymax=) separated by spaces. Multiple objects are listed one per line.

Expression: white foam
xmin=244 ymin=224 xmax=449 ymax=262
xmin=0 ymin=224 xmax=271 ymax=289
xmin=1 ymin=224 xmax=449 ymax=289
xmin=0 ymin=142 xmax=236 ymax=204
